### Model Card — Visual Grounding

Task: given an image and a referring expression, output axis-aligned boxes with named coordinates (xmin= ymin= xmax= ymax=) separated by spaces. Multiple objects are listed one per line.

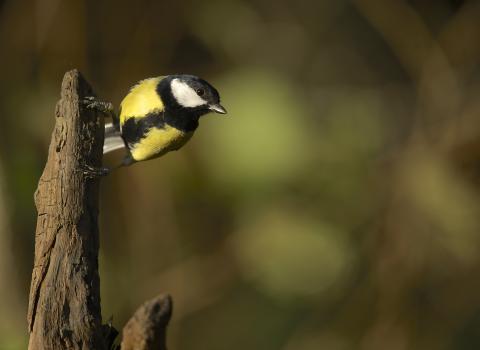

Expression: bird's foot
xmin=82 ymin=96 xmax=115 ymax=116
xmin=80 ymin=162 xmax=111 ymax=178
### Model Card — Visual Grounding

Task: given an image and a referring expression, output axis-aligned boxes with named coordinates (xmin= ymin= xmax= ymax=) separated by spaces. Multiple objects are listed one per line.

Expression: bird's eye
xmin=196 ymin=88 xmax=205 ymax=96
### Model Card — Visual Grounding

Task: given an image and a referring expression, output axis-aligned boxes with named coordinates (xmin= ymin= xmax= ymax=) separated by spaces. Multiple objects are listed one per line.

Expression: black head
xmin=158 ymin=75 xmax=227 ymax=116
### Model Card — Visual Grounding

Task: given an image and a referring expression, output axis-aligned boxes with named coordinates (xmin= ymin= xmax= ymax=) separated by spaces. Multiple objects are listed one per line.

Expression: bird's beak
xmin=209 ymin=103 xmax=227 ymax=115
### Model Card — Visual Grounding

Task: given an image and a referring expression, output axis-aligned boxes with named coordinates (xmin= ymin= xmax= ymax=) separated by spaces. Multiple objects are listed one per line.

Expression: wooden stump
xmin=27 ymin=70 xmax=172 ymax=350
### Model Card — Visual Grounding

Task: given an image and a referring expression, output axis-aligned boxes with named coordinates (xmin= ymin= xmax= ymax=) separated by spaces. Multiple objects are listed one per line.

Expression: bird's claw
xmin=82 ymin=96 xmax=115 ymax=116
xmin=79 ymin=162 xmax=110 ymax=178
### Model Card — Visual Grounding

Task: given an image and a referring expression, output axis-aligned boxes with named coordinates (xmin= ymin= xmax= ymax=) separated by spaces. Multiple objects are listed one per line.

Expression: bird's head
xmin=160 ymin=75 xmax=227 ymax=117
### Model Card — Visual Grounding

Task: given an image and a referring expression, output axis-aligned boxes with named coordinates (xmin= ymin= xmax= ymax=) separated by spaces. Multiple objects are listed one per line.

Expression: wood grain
xmin=27 ymin=69 xmax=106 ymax=350
xmin=27 ymin=69 xmax=173 ymax=350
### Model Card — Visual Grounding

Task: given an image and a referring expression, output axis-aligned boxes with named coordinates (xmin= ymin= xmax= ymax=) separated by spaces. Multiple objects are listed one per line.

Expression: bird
xmin=84 ymin=74 xmax=226 ymax=174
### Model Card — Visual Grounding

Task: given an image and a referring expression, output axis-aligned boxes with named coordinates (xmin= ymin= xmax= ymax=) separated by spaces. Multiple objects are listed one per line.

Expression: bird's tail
xmin=104 ymin=122 xmax=125 ymax=154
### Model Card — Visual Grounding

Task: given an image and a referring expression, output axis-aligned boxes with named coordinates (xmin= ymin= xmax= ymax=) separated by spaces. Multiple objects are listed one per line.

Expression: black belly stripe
xmin=121 ymin=110 xmax=200 ymax=150
xmin=121 ymin=112 xmax=165 ymax=149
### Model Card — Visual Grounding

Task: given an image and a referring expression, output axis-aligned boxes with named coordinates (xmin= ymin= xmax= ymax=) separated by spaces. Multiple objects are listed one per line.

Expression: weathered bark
xmin=27 ymin=69 xmax=106 ymax=350
xmin=121 ymin=295 xmax=172 ymax=350
xmin=27 ymin=69 xmax=172 ymax=350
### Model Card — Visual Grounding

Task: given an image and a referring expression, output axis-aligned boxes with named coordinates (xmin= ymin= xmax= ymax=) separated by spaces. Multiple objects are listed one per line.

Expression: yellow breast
xmin=119 ymin=77 xmax=164 ymax=126
xmin=130 ymin=125 xmax=194 ymax=161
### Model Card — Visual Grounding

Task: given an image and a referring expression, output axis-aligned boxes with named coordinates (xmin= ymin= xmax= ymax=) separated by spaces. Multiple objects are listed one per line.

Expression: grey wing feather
xmin=105 ymin=122 xmax=120 ymax=138
xmin=104 ymin=122 xmax=125 ymax=154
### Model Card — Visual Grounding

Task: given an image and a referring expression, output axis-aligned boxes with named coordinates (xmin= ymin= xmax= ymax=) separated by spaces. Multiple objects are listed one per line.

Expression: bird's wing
xmin=105 ymin=122 xmax=119 ymax=138
xmin=119 ymin=77 xmax=165 ymax=128
xmin=103 ymin=135 xmax=126 ymax=154
xmin=103 ymin=122 xmax=125 ymax=154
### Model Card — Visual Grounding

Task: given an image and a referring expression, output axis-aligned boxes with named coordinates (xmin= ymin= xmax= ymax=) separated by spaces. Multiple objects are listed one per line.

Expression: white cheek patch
xmin=171 ymin=78 xmax=207 ymax=108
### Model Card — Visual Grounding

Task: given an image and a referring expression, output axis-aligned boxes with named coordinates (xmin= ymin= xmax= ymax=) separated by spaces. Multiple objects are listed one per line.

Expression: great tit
xmin=86 ymin=74 xmax=226 ymax=172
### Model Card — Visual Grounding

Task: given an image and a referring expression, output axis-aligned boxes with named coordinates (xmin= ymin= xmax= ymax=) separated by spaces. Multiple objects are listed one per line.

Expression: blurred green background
xmin=1 ymin=0 xmax=480 ymax=349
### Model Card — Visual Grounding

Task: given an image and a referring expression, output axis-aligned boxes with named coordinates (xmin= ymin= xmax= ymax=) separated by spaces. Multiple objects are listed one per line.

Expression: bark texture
xmin=27 ymin=69 xmax=106 ymax=350
xmin=27 ymin=69 xmax=172 ymax=350
xmin=121 ymin=295 xmax=172 ymax=350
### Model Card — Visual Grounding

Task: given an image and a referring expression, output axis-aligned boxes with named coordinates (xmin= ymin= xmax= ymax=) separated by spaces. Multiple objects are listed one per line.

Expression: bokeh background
xmin=1 ymin=0 xmax=480 ymax=349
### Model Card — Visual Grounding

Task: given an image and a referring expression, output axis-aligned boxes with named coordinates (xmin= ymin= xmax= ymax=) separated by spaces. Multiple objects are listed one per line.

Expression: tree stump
xmin=27 ymin=70 xmax=172 ymax=350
